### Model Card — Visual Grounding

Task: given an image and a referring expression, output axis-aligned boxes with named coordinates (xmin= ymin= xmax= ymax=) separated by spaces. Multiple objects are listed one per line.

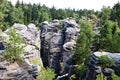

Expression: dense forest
xmin=1 ymin=0 xmax=120 ymax=80
xmin=0 ymin=0 xmax=120 ymax=31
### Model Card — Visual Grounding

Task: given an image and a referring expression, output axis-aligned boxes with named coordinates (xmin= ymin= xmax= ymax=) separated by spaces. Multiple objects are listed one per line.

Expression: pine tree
xmin=74 ymin=20 xmax=94 ymax=79
xmin=111 ymin=2 xmax=120 ymax=27
xmin=99 ymin=20 xmax=120 ymax=52
xmin=0 ymin=0 xmax=7 ymax=30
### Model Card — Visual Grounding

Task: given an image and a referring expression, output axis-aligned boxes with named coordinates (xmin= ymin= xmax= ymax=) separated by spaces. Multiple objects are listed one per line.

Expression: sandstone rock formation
xmin=40 ymin=18 xmax=80 ymax=77
xmin=0 ymin=23 xmax=42 ymax=80
xmin=86 ymin=52 xmax=120 ymax=80
xmin=0 ymin=18 xmax=80 ymax=79
xmin=40 ymin=20 xmax=63 ymax=75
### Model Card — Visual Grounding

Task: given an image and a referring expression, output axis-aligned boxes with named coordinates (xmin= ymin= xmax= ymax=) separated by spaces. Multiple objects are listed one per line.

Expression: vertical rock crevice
xmin=40 ymin=18 xmax=80 ymax=77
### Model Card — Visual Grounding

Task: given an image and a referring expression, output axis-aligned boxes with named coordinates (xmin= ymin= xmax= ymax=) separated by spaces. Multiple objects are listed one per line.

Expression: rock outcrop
xmin=0 ymin=18 xmax=80 ymax=79
xmin=62 ymin=18 xmax=80 ymax=66
xmin=0 ymin=23 xmax=42 ymax=80
xmin=86 ymin=52 xmax=120 ymax=80
xmin=40 ymin=18 xmax=80 ymax=77
xmin=40 ymin=20 xmax=63 ymax=75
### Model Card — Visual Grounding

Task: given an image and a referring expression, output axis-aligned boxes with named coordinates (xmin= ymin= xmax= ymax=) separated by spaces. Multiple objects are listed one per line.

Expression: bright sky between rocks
xmin=8 ymin=0 xmax=120 ymax=11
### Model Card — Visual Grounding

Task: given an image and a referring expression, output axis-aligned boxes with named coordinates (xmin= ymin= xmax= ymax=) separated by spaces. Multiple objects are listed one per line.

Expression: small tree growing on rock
xmin=3 ymin=28 xmax=24 ymax=62
xmin=74 ymin=20 xmax=94 ymax=79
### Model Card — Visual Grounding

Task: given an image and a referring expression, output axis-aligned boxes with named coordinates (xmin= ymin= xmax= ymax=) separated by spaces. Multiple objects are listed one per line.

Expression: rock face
xmin=0 ymin=23 xmax=42 ymax=80
xmin=0 ymin=42 xmax=5 ymax=50
xmin=62 ymin=18 xmax=80 ymax=63
xmin=0 ymin=18 xmax=80 ymax=79
xmin=86 ymin=52 xmax=120 ymax=80
xmin=40 ymin=20 xmax=63 ymax=75
xmin=40 ymin=18 xmax=80 ymax=77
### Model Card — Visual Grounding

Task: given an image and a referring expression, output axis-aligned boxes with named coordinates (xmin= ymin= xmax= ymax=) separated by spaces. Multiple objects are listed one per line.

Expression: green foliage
xmin=111 ymin=2 xmax=120 ymax=27
xmin=74 ymin=20 xmax=94 ymax=64
xmin=96 ymin=73 xmax=106 ymax=80
xmin=74 ymin=20 xmax=94 ymax=79
xmin=10 ymin=7 xmax=24 ymax=24
xmin=112 ymin=72 xmax=120 ymax=80
xmin=3 ymin=28 xmax=24 ymax=62
xmin=0 ymin=29 xmax=2 ymax=34
xmin=30 ymin=59 xmax=40 ymax=66
xmin=0 ymin=0 xmax=7 ymax=30
xmin=76 ymin=65 xmax=87 ymax=79
xmin=99 ymin=20 xmax=120 ymax=52
xmin=96 ymin=71 xmax=120 ymax=80
xmin=98 ymin=55 xmax=115 ymax=67
xmin=35 ymin=45 xmax=39 ymax=50
xmin=0 ymin=0 xmax=120 ymax=31
xmin=38 ymin=67 xmax=56 ymax=80
xmin=99 ymin=6 xmax=112 ymax=23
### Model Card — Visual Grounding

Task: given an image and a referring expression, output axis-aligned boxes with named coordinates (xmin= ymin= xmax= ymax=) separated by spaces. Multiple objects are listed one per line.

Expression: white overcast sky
xmin=8 ymin=0 xmax=120 ymax=11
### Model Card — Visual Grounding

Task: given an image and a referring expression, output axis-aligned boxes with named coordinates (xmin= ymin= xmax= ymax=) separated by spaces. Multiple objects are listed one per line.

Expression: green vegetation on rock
xmin=3 ymin=28 xmax=24 ymax=62
xmin=98 ymin=55 xmax=115 ymax=67
xmin=38 ymin=67 xmax=56 ymax=80
xmin=74 ymin=20 xmax=94 ymax=79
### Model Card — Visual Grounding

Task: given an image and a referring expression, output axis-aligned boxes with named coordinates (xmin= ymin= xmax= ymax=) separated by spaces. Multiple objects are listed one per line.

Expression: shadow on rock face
xmin=0 ymin=42 xmax=5 ymax=50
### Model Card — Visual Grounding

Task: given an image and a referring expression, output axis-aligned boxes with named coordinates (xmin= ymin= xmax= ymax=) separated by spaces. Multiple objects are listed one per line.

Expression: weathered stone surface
xmin=63 ymin=18 xmax=79 ymax=52
xmin=50 ymin=32 xmax=63 ymax=53
xmin=5 ymin=23 xmax=40 ymax=48
xmin=63 ymin=18 xmax=78 ymax=28
xmin=86 ymin=52 xmax=120 ymax=80
xmin=0 ymin=23 xmax=42 ymax=80
xmin=40 ymin=19 xmax=63 ymax=75
xmin=40 ymin=18 xmax=80 ymax=77
xmin=63 ymin=40 xmax=76 ymax=51
xmin=51 ymin=19 xmax=60 ymax=27
xmin=0 ymin=61 xmax=34 ymax=80
xmin=50 ymin=32 xmax=63 ymax=75
xmin=62 ymin=18 xmax=80 ymax=77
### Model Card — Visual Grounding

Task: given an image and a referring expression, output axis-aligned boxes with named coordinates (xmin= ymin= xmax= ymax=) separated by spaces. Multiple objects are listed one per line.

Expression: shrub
xmin=0 ymin=29 xmax=2 ymax=34
xmin=37 ymin=67 xmax=56 ymax=80
xmin=3 ymin=28 xmax=24 ymax=62
xmin=96 ymin=71 xmax=120 ymax=80
xmin=97 ymin=73 xmax=106 ymax=80
xmin=76 ymin=65 xmax=87 ymax=79
xmin=98 ymin=55 xmax=115 ymax=68
xmin=112 ymin=72 xmax=120 ymax=80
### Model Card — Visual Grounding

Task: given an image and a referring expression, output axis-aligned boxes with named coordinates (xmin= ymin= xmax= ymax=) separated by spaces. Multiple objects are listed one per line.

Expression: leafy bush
xmin=97 ymin=73 xmax=106 ymax=80
xmin=3 ymin=28 xmax=24 ymax=62
xmin=76 ymin=65 xmax=87 ymax=79
xmin=112 ymin=72 xmax=120 ymax=80
xmin=37 ymin=67 xmax=56 ymax=80
xmin=96 ymin=72 xmax=120 ymax=80
xmin=98 ymin=55 xmax=115 ymax=67
xmin=30 ymin=59 xmax=42 ymax=67
xmin=0 ymin=29 xmax=2 ymax=34
xmin=74 ymin=20 xmax=94 ymax=64
xmin=35 ymin=45 xmax=39 ymax=50
xmin=99 ymin=20 xmax=120 ymax=52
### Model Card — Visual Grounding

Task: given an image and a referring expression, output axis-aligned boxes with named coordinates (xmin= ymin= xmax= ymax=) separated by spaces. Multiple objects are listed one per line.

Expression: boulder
xmin=0 ymin=60 xmax=38 ymax=80
xmin=5 ymin=23 xmax=40 ymax=48
xmin=63 ymin=39 xmax=76 ymax=51
xmin=63 ymin=18 xmax=78 ymax=28
xmin=51 ymin=19 xmax=60 ymax=27
xmin=86 ymin=52 xmax=120 ymax=80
